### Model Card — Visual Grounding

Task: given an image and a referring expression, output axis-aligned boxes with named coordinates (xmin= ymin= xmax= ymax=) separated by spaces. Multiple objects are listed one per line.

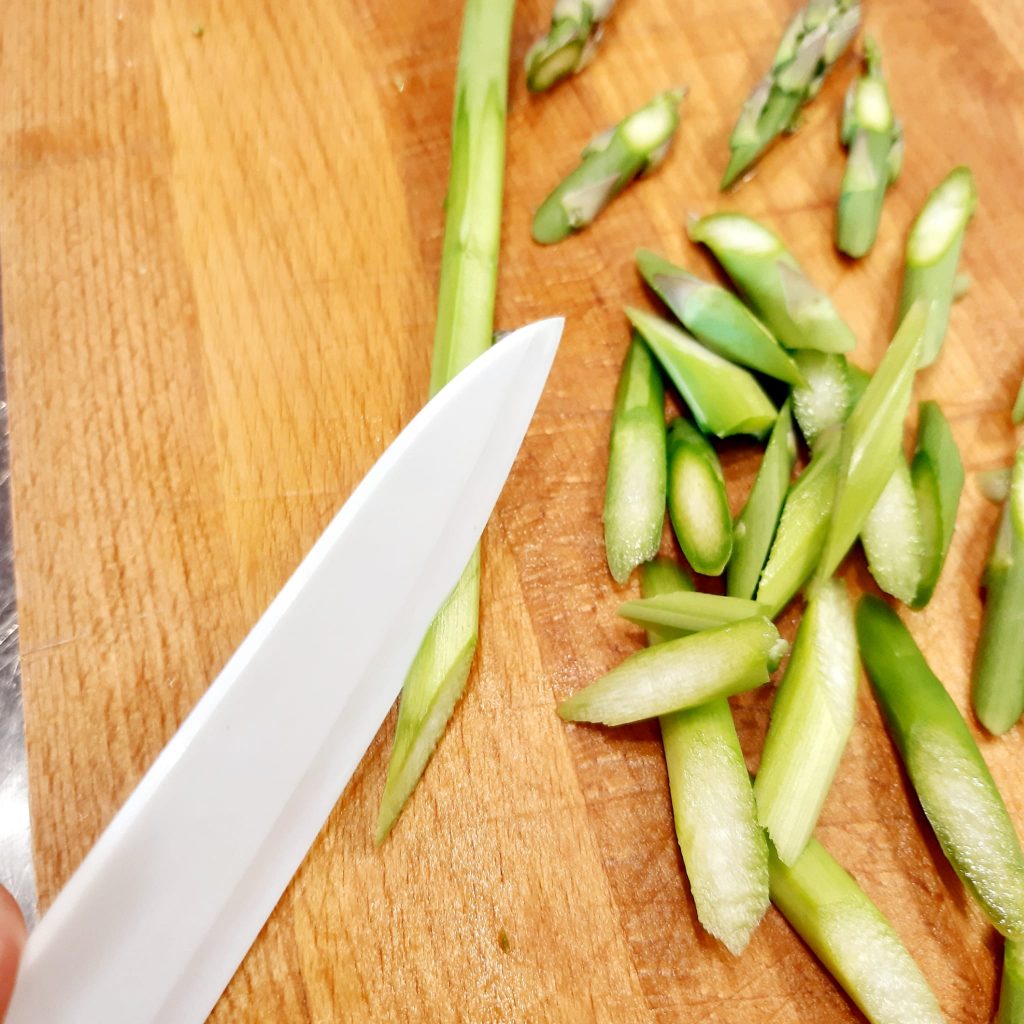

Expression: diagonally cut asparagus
xmin=756 ymin=427 xmax=841 ymax=618
xmin=642 ymin=560 xmax=769 ymax=955
xmin=910 ymin=401 xmax=964 ymax=608
xmin=861 ymin=456 xmax=923 ymax=605
xmin=815 ymin=301 xmax=928 ymax=585
xmin=666 ymin=418 xmax=733 ymax=575
xmin=377 ymin=0 xmax=515 ymax=844
xmin=533 ymin=90 xmax=685 ymax=244
xmin=837 ymin=38 xmax=903 ymax=258
xmin=619 ymin=590 xmax=764 ymax=636
xmin=728 ymin=400 xmax=797 ymax=600
xmin=525 ymin=0 xmax=617 ymax=93
xmin=1014 ymin=379 xmax=1024 ymax=425
xmin=858 ymin=596 xmax=1024 ymax=939
xmin=973 ymin=445 xmax=1024 ymax=735
xmin=897 ymin=166 xmax=977 ymax=368
xmin=604 ymin=336 xmax=667 ymax=583
xmin=755 ymin=578 xmax=858 ymax=866
xmin=558 ymin=617 xmax=787 ymax=726
xmin=635 ymin=249 xmax=803 ymax=385
xmin=689 ymin=213 xmax=857 ymax=354
xmin=791 ymin=351 xmax=855 ymax=449
xmin=722 ymin=0 xmax=861 ymax=190
xmin=768 ymin=835 xmax=945 ymax=1024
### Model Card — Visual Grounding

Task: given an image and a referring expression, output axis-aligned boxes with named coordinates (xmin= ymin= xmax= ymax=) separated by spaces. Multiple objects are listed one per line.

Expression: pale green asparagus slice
xmin=755 ymin=579 xmax=858 ymax=865
xmin=768 ymin=836 xmax=946 ymax=1024
xmin=756 ymin=427 xmax=841 ymax=617
xmin=378 ymin=0 xmax=515 ymax=843
xmin=666 ymin=418 xmax=733 ymax=575
xmin=973 ymin=446 xmax=1024 ymax=735
xmin=635 ymin=248 xmax=803 ymax=385
xmin=998 ymin=939 xmax=1024 ymax=1024
xmin=815 ymin=302 xmax=927 ymax=584
xmin=897 ymin=166 xmax=977 ymax=368
xmin=791 ymin=351 xmax=854 ymax=449
xmin=728 ymin=401 xmax=797 ymax=600
xmin=689 ymin=213 xmax=856 ymax=353
xmin=722 ymin=0 xmax=862 ymax=189
xmin=859 ymin=596 xmax=1024 ymax=938
xmin=837 ymin=39 xmax=903 ymax=258
xmin=620 ymin=590 xmax=763 ymax=636
xmin=861 ymin=457 xmax=923 ymax=605
xmin=627 ymin=307 xmax=777 ymax=439
xmin=525 ymin=0 xmax=617 ymax=93
xmin=533 ymin=90 xmax=685 ymax=244
xmin=1014 ymin=379 xmax=1024 ymax=425
xmin=641 ymin=561 xmax=769 ymax=955
xmin=558 ymin=617 xmax=787 ymax=726
xmin=604 ymin=336 xmax=667 ymax=583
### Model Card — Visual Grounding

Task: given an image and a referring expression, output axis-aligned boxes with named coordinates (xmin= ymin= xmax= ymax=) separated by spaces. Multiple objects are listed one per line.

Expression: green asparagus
xmin=728 ymin=401 xmax=797 ymax=600
xmin=815 ymin=302 xmax=927 ymax=584
xmin=791 ymin=351 xmax=855 ymax=448
xmin=377 ymin=0 xmax=515 ymax=843
xmin=897 ymin=166 xmax=977 ymax=368
xmin=973 ymin=446 xmax=1024 ymax=735
xmin=837 ymin=39 xmax=902 ymax=258
xmin=604 ymin=337 xmax=667 ymax=583
xmin=627 ymin=307 xmax=777 ymax=438
xmin=722 ymin=0 xmax=861 ymax=189
xmin=1014 ymin=379 xmax=1024 ymax=425
xmin=999 ymin=939 xmax=1024 ymax=1024
xmin=858 ymin=596 xmax=1024 ymax=939
xmin=635 ymin=249 xmax=803 ymax=385
xmin=558 ymin=617 xmax=787 ymax=726
xmin=860 ymin=457 xmax=923 ymax=605
xmin=642 ymin=561 xmax=769 ymax=955
xmin=755 ymin=579 xmax=858 ymax=865
xmin=666 ymin=418 xmax=733 ymax=575
xmin=533 ymin=90 xmax=685 ymax=244
xmin=768 ymin=836 xmax=945 ymax=1024
xmin=689 ymin=213 xmax=857 ymax=353
xmin=525 ymin=0 xmax=616 ymax=93
xmin=619 ymin=590 xmax=763 ymax=636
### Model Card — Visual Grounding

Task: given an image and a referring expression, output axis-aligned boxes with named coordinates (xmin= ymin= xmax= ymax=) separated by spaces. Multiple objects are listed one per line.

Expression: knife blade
xmin=6 ymin=316 xmax=563 ymax=1024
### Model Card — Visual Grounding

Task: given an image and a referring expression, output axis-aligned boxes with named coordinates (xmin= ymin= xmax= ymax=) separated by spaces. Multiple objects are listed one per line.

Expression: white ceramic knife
xmin=6 ymin=316 xmax=563 ymax=1023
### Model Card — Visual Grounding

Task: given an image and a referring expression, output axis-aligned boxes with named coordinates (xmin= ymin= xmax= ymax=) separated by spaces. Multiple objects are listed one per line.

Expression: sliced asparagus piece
xmin=728 ymin=401 xmax=797 ymax=600
xmin=910 ymin=401 xmax=964 ymax=608
xmin=640 ymin=557 xmax=696 ymax=644
xmin=815 ymin=302 xmax=927 ymax=584
xmin=636 ymin=249 xmax=803 ymax=385
xmin=755 ymin=579 xmax=858 ymax=865
xmin=861 ymin=457 xmax=923 ymax=605
xmin=792 ymin=351 xmax=854 ymax=449
xmin=973 ymin=448 xmax=1024 ymax=735
xmin=667 ymin=418 xmax=733 ymax=575
xmin=533 ymin=90 xmax=685 ymax=244
xmin=1014 ymin=379 xmax=1024 ymax=425
xmin=999 ymin=939 xmax=1024 ymax=1024
xmin=757 ymin=428 xmax=841 ymax=618
xmin=689 ymin=213 xmax=856 ymax=354
xmin=558 ymin=617 xmax=787 ymax=726
xmin=768 ymin=836 xmax=946 ymax=1024
xmin=980 ymin=469 xmax=1013 ymax=504
xmin=627 ymin=307 xmax=777 ymax=439
xmin=378 ymin=0 xmax=515 ymax=843
xmin=858 ymin=596 xmax=1024 ymax=939
xmin=837 ymin=39 xmax=902 ymax=258
xmin=620 ymin=590 xmax=763 ymax=636
xmin=604 ymin=336 xmax=667 ymax=583
xmin=642 ymin=561 xmax=769 ymax=955
xmin=897 ymin=166 xmax=977 ymax=368
xmin=525 ymin=0 xmax=616 ymax=93
xmin=722 ymin=0 xmax=861 ymax=189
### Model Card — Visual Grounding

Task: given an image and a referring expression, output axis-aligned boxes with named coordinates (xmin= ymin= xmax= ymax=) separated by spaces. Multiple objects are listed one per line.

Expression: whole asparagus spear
xmin=377 ymin=0 xmax=515 ymax=843
xmin=533 ymin=89 xmax=685 ymax=244
xmin=837 ymin=38 xmax=903 ymax=258
xmin=722 ymin=0 xmax=861 ymax=190
xmin=525 ymin=0 xmax=617 ymax=93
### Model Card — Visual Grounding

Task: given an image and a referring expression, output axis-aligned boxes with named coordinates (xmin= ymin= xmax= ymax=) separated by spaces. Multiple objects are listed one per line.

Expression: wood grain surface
xmin=1 ymin=0 xmax=1023 ymax=1020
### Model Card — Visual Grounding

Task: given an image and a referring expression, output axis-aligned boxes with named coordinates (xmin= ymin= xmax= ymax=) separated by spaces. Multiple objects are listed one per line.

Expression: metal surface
xmin=6 ymin=318 xmax=563 ymax=1024
xmin=0 ymin=293 xmax=37 ymax=928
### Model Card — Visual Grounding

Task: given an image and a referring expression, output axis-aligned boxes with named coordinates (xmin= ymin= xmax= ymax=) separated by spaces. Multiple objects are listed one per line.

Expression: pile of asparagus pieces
xmin=379 ymin=0 xmax=1024 ymax=1019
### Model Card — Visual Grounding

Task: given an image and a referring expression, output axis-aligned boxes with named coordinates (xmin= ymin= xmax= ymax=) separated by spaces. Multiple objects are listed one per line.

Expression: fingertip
xmin=0 ymin=888 xmax=26 ymax=1018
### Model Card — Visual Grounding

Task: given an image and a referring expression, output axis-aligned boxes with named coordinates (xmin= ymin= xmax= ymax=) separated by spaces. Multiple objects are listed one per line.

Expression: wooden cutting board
xmin=2 ymin=0 xmax=1023 ymax=1019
